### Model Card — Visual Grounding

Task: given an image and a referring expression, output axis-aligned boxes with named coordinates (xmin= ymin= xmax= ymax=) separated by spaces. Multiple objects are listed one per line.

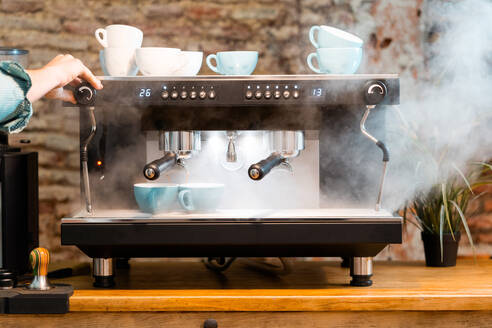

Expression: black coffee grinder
xmin=0 ymin=133 xmax=38 ymax=277
xmin=0 ymin=48 xmax=38 ymax=279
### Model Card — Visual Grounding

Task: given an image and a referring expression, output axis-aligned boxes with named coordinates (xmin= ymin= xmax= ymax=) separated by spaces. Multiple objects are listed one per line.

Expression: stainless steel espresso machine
xmin=61 ymin=75 xmax=401 ymax=287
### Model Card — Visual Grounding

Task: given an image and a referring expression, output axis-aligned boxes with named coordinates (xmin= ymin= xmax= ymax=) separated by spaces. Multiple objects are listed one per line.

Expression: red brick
xmin=142 ymin=3 xmax=184 ymax=18
xmin=185 ymin=4 xmax=224 ymax=20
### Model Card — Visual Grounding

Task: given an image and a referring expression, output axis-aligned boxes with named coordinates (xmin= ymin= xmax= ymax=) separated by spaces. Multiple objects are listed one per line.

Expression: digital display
xmin=138 ymin=88 xmax=152 ymax=98
xmin=311 ymin=87 xmax=323 ymax=97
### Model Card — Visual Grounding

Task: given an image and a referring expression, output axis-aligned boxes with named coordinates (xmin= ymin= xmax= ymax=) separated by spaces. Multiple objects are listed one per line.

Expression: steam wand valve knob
xmin=74 ymin=82 xmax=96 ymax=106
xmin=364 ymin=81 xmax=387 ymax=105
xmin=27 ymin=247 xmax=52 ymax=290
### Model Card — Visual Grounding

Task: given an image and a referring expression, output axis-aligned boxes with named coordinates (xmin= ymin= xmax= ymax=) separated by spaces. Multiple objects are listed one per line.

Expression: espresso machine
xmin=61 ymin=75 xmax=401 ymax=287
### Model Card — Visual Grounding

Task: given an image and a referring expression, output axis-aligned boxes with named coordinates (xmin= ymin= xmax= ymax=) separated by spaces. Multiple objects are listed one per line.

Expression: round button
xmin=283 ymin=90 xmax=290 ymax=99
xmin=208 ymin=90 xmax=216 ymax=99
xmin=245 ymin=90 xmax=253 ymax=99
xmin=171 ymin=91 xmax=179 ymax=99
xmin=75 ymin=84 xmax=95 ymax=105
xmin=264 ymin=90 xmax=272 ymax=99
xmin=161 ymin=91 xmax=169 ymax=99
xmin=255 ymin=91 xmax=262 ymax=99
xmin=190 ymin=91 xmax=197 ymax=99
xmin=199 ymin=90 xmax=207 ymax=99
xmin=292 ymin=90 xmax=300 ymax=99
xmin=180 ymin=91 xmax=187 ymax=99
xmin=274 ymin=90 xmax=281 ymax=99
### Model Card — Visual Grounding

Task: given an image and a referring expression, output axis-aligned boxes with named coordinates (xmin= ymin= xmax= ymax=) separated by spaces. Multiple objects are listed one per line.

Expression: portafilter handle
xmin=248 ymin=152 xmax=284 ymax=181
xmin=143 ymin=152 xmax=178 ymax=180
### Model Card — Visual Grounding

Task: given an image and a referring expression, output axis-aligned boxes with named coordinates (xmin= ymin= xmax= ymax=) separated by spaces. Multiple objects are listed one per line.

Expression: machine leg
xmin=93 ymin=258 xmax=115 ymax=288
xmin=349 ymin=257 xmax=373 ymax=287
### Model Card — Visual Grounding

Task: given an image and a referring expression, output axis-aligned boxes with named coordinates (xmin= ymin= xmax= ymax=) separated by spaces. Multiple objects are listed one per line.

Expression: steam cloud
xmin=379 ymin=0 xmax=492 ymax=211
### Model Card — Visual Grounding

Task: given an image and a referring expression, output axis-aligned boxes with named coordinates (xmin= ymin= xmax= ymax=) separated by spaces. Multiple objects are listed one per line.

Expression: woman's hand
xmin=26 ymin=54 xmax=103 ymax=104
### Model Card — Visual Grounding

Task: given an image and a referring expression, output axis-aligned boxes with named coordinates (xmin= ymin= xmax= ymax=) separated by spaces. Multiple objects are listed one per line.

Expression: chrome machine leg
xmin=349 ymin=257 xmax=373 ymax=287
xmin=93 ymin=258 xmax=115 ymax=288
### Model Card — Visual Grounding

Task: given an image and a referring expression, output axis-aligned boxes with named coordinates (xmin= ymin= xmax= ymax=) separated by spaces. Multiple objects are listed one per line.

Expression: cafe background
xmin=0 ymin=0 xmax=490 ymax=261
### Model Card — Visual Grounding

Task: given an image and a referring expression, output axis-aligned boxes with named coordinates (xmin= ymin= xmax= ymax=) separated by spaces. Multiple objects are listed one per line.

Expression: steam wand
xmin=360 ymin=105 xmax=389 ymax=211
xmin=81 ymin=106 xmax=96 ymax=215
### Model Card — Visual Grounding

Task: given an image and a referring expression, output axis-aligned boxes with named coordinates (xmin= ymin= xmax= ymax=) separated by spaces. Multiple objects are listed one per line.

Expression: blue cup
xmin=307 ymin=48 xmax=362 ymax=74
xmin=99 ymin=50 xmax=109 ymax=76
xmin=206 ymin=51 xmax=258 ymax=75
xmin=134 ymin=183 xmax=179 ymax=214
xmin=178 ymin=183 xmax=224 ymax=212
xmin=309 ymin=25 xmax=363 ymax=48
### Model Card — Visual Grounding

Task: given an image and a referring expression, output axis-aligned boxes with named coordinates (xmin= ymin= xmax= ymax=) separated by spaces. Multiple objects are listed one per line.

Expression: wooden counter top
xmin=51 ymin=258 xmax=492 ymax=312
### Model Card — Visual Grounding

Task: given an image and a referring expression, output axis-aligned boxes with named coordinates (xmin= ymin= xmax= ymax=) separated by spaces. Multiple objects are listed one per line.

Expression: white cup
xmin=174 ymin=51 xmax=203 ymax=76
xmin=95 ymin=24 xmax=143 ymax=48
xmin=136 ymin=47 xmax=187 ymax=76
xmin=104 ymin=47 xmax=138 ymax=76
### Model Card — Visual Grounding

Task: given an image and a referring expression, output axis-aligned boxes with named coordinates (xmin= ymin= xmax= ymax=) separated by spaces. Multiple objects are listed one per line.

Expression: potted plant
xmin=403 ymin=163 xmax=491 ymax=267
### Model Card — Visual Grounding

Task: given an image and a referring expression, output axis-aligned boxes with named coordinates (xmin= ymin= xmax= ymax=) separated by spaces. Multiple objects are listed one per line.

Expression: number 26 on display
xmin=139 ymin=88 xmax=151 ymax=97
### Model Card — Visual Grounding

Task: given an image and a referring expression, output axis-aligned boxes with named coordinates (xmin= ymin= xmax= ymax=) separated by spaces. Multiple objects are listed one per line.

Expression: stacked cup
xmin=96 ymin=24 xmax=143 ymax=76
xmin=306 ymin=25 xmax=363 ymax=74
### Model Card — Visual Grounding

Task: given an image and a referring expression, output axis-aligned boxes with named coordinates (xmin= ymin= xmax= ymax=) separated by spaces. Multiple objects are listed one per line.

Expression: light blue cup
xmin=309 ymin=25 xmax=363 ymax=48
xmin=178 ymin=183 xmax=225 ymax=212
xmin=206 ymin=51 xmax=258 ymax=75
xmin=134 ymin=183 xmax=179 ymax=214
xmin=307 ymin=48 xmax=362 ymax=74
xmin=99 ymin=50 xmax=109 ymax=76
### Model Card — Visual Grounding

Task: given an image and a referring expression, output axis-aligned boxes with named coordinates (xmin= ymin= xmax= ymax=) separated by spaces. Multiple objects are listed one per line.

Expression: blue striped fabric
xmin=0 ymin=61 xmax=33 ymax=133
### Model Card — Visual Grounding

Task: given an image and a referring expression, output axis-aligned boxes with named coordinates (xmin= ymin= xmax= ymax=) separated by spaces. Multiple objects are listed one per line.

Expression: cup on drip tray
xmin=134 ymin=182 xmax=225 ymax=214
xmin=306 ymin=25 xmax=363 ymax=74
xmin=95 ymin=24 xmax=143 ymax=76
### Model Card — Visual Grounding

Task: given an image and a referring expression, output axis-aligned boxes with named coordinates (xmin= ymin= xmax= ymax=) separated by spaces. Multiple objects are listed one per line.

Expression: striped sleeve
xmin=0 ymin=61 xmax=33 ymax=133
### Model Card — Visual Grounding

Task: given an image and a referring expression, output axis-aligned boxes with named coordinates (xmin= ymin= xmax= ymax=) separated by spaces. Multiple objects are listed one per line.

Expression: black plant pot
xmin=421 ymin=231 xmax=461 ymax=267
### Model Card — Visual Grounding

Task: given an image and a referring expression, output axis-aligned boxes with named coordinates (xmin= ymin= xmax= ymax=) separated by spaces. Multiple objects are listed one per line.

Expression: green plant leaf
xmin=439 ymin=205 xmax=445 ymax=263
xmin=472 ymin=161 xmax=492 ymax=172
xmin=441 ymin=183 xmax=455 ymax=240
xmin=452 ymin=163 xmax=473 ymax=194
xmin=450 ymin=200 xmax=476 ymax=261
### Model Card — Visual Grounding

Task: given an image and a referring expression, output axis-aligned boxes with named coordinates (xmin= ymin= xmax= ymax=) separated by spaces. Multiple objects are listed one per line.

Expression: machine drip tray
xmin=63 ymin=208 xmax=399 ymax=224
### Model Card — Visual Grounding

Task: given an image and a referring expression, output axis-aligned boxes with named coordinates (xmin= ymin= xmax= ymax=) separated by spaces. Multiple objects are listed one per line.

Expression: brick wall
xmin=0 ymin=0 xmax=490 ymax=261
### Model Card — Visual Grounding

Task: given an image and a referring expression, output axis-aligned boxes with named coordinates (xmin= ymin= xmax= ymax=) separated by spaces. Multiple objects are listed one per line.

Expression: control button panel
xmin=160 ymin=85 xmax=217 ymax=101
xmin=245 ymin=84 xmax=301 ymax=101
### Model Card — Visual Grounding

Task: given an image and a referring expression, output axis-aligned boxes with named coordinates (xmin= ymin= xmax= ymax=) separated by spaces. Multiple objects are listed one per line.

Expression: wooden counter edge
xmin=69 ymin=293 xmax=492 ymax=312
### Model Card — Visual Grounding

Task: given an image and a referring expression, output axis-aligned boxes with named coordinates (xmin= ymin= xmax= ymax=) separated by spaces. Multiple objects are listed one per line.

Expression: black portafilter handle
xmin=74 ymin=82 xmax=96 ymax=106
xmin=143 ymin=152 xmax=177 ymax=180
xmin=248 ymin=152 xmax=284 ymax=181
xmin=364 ymin=80 xmax=387 ymax=105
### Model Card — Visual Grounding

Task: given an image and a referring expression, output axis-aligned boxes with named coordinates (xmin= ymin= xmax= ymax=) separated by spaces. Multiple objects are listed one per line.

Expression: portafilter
xmin=248 ymin=130 xmax=304 ymax=180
